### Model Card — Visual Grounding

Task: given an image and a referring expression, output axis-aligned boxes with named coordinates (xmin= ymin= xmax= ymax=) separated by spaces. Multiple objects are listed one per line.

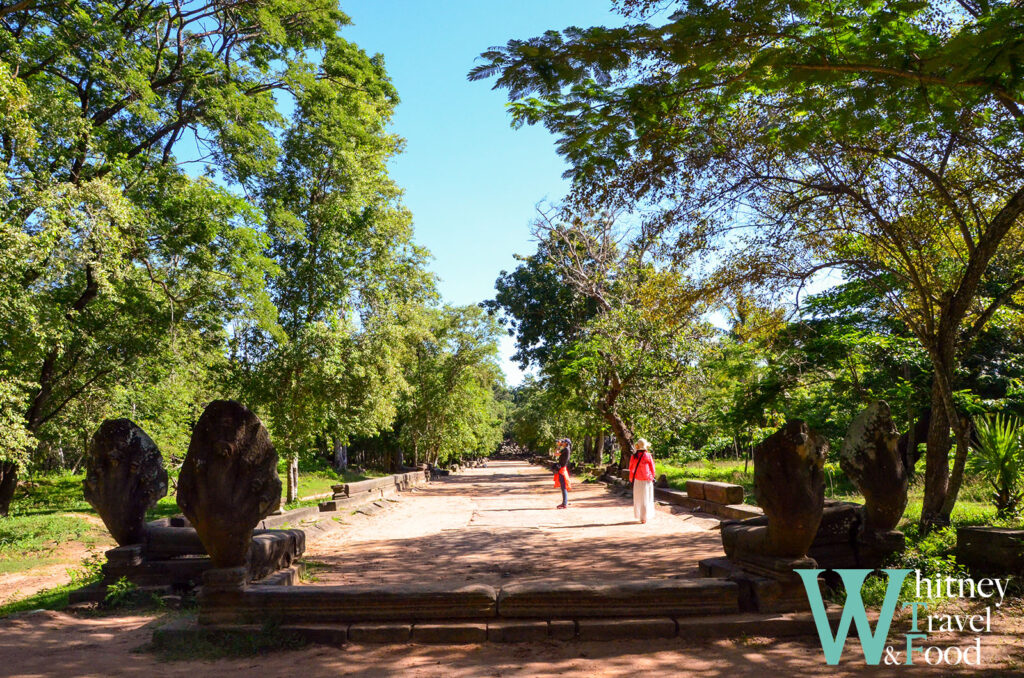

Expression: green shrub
xmin=104 ymin=576 xmax=137 ymax=607
xmin=968 ymin=414 xmax=1024 ymax=517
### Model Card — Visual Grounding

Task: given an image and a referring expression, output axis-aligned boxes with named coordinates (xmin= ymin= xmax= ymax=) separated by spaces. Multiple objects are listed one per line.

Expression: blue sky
xmin=340 ymin=1 xmax=629 ymax=386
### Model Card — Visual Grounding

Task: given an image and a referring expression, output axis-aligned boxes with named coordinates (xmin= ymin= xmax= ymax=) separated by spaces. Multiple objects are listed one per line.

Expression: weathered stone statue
xmin=177 ymin=400 xmax=281 ymax=569
xmin=753 ymin=420 xmax=828 ymax=558
xmin=82 ymin=419 xmax=168 ymax=546
xmin=710 ymin=420 xmax=828 ymax=612
xmin=840 ymin=401 xmax=908 ymax=531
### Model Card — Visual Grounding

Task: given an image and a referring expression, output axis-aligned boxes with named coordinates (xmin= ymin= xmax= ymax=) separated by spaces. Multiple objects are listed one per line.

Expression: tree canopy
xmin=475 ymin=0 xmax=1024 ymax=527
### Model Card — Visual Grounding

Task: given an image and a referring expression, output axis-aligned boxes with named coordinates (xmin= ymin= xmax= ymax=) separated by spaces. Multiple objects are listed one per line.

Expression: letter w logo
xmin=796 ymin=568 xmax=911 ymax=665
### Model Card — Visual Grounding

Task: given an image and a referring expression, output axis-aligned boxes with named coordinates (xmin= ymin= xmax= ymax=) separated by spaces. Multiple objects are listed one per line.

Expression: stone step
xmin=497 ymin=578 xmax=740 ymax=618
xmin=154 ymin=609 xmax=838 ymax=646
xmin=197 ymin=578 xmax=742 ymax=626
xmin=198 ymin=583 xmax=499 ymax=625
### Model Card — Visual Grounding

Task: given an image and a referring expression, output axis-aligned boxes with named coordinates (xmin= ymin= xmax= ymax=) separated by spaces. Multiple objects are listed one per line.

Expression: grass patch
xmin=297 ymin=559 xmax=329 ymax=583
xmin=9 ymin=473 xmax=93 ymax=517
xmin=0 ymin=513 xmax=101 ymax=574
xmin=0 ymin=555 xmax=61 ymax=574
xmin=280 ymin=465 xmax=381 ymax=510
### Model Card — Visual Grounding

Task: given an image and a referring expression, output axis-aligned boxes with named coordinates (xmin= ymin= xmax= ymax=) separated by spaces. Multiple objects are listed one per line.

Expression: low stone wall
xmin=319 ymin=470 xmax=429 ymax=512
xmin=600 ymin=469 xmax=762 ymax=521
xmin=71 ymin=522 xmax=306 ymax=603
xmin=652 ymin=487 xmax=763 ymax=520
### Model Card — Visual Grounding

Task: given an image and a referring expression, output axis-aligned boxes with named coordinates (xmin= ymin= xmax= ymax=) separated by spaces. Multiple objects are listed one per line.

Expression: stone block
xmin=199 ymin=583 xmax=498 ymax=625
xmin=697 ymin=557 xmax=734 ymax=578
xmin=548 ymin=620 xmax=577 ymax=640
xmin=703 ymin=482 xmax=745 ymax=505
xmin=348 ymin=623 xmax=411 ymax=643
xmin=248 ymin=529 xmax=305 ymax=580
xmin=105 ymin=544 xmax=144 ymax=567
xmin=412 ymin=623 xmax=487 ymax=644
xmin=342 ymin=476 xmax=398 ymax=497
xmin=685 ymin=480 xmax=706 ymax=500
xmin=497 ymin=579 xmax=739 ymax=618
xmin=144 ymin=526 xmax=206 ymax=559
xmin=957 ymin=527 xmax=1024 ymax=574
xmin=487 ymin=620 xmax=550 ymax=643
xmin=260 ymin=506 xmax=321 ymax=529
xmin=576 ymin=617 xmax=677 ymax=641
xmin=718 ymin=504 xmax=763 ymax=520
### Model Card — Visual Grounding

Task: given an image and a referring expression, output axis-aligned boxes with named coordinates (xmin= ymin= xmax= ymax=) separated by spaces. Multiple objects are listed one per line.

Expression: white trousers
xmin=633 ymin=479 xmax=654 ymax=522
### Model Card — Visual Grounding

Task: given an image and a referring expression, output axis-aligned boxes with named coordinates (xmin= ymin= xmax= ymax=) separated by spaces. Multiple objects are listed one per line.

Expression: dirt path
xmin=305 ymin=460 xmax=725 ymax=586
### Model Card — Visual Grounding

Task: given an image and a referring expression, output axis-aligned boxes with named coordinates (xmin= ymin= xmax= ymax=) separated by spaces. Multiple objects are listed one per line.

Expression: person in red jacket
xmin=628 ymin=438 xmax=656 ymax=524
xmin=553 ymin=438 xmax=572 ymax=509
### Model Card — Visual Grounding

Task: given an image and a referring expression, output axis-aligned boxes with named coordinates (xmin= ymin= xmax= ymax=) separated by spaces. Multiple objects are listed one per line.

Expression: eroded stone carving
xmin=82 ymin=419 xmax=168 ymax=546
xmin=753 ymin=420 xmax=828 ymax=559
xmin=177 ymin=400 xmax=281 ymax=568
xmin=840 ymin=400 xmax=908 ymax=532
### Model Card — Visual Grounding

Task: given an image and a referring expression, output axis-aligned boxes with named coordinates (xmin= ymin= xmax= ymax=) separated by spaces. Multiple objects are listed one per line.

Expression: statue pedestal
xmin=699 ymin=552 xmax=820 ymax=613
xmin=201 ymin=566 xmax=248 ymax=593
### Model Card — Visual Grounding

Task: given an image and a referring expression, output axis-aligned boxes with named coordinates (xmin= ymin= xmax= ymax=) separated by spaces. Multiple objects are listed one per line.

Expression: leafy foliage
xmin=969 ymin=414 xmax=1024 ymax=517
xmin=476 ymin=0 xmax=1024 ymax=526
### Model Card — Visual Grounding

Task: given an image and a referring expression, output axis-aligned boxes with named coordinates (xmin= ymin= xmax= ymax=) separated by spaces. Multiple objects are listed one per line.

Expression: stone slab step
xmin=198 ymin=583 xmax=498 ymax=625
xmin=154 ymin=610 xmax=840 ymax=646
xmin=497 ymin=578 xmax=741 ymax=618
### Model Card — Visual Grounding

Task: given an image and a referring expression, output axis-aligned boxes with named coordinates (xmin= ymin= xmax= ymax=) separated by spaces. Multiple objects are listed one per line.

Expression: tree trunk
xmin=0 ymin=462 xmax=18 ymax=517
xmin=598 ymin=403 xmax=633 ymax=468
xmin=393 ymin=447 xmax=404 ymax=473
xmin=583 ymin=435 xmax=593 ymax=464
xmin=594 ymin=432 xmax=606 ymax=464
xmin=941 ymin=413 xmax=973 ymax=520
xmin=332 ymin=437 xmax=347 ymax=473
xmin=921 ymin=374 xmax=952 ymax=529
xmin=287 ymin=454 xmax=299 ymax=504
xmin=920 ymin=339 xmax=972 ymax=530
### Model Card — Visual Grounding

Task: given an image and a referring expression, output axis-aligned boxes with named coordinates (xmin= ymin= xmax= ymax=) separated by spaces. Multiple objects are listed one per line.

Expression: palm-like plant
xmin=968 ymin=414 xmax=1024 ymax=518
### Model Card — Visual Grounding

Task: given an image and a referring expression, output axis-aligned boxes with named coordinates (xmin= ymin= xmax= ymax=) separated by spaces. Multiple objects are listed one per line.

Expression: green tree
xmin=492 ymin=210 xmax=711 ymax=465
xmin=0 ymin=0 xmax=406 ymax=513
xmin=234 ymin=35 xmax=433 ymax=501
xmin=396 ymin=305 xmax=507 ymax=468
xmin=474 ymin=0 xmax=1024 ymax=527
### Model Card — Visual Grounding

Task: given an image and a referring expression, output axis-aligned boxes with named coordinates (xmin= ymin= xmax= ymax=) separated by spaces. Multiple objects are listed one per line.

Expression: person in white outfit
xmin=628 ymin=438 xmax=657 ymax=524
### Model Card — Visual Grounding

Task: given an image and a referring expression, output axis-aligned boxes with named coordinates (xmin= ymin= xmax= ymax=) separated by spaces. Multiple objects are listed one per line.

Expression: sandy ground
xmin=1 ymin=461 xmax=1022 ymax=676
xmin=304 ymin=460 xmax=725 ymax=586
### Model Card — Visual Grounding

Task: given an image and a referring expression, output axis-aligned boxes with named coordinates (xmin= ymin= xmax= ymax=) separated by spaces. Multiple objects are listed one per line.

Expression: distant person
xmin=629 ymin=438 xmax=656 ymax=524
xmin=553 ymin=438 xmax=572 ymax=509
